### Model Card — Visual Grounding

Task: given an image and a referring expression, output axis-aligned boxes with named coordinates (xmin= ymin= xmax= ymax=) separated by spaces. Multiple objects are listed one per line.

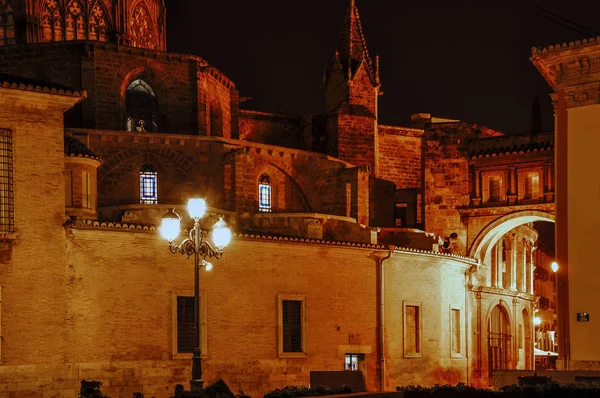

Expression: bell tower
xmin=0 ymin=0 xmax=166 ymax=51
xmin=323 ymin=0 xmax=382 ymax=172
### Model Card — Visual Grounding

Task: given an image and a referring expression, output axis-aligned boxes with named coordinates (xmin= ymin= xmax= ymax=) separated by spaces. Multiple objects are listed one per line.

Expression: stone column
xmin=528 ymin=245 xmax=536 ymax=295
xmin=472 ymin=168 xmax=481 ymax=206
xmin=544 ymin=162 xmax=554 ymax=202
xmin=516 ymin=238 xmax=525 ymax=292
xmin=508 ymin=167 xmax=517 ymax=204
xmin=496 ymin=241 xmax=503 ymax=288
xmin=509 ymin=234 xmax=517 ymax=290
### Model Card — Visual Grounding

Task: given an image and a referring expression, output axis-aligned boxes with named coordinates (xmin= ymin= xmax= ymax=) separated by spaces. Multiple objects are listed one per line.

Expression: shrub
xmin=263 ymin=385 xmax=353 ymax=398
xmin=172 ymin=379 xmax=250 ymax=398
xmin=79 ymin=380 xmax=110 ymax=398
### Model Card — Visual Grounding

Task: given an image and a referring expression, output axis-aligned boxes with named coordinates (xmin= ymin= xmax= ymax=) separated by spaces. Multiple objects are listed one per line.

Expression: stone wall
xmin=377 ymin=126 xmax=423 ymax=189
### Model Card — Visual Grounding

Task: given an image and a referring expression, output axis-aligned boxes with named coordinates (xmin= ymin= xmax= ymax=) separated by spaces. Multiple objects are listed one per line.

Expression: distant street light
xmin=551 ymin=261 xmax=559 ymax=273
xmin=160 ymin=198 xmax=232 ymax=391
xmin=533 ymin=316 xmax=542 ymax=326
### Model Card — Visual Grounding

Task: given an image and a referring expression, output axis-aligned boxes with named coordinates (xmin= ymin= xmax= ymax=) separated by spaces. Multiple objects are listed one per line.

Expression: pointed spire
xmin=337 ymin=0 xmax=377 ymax=85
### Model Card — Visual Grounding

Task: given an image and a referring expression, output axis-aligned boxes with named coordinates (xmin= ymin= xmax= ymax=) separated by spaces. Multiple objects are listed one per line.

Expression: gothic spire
xmin=337 ymin=0 xmax=377 ymax=85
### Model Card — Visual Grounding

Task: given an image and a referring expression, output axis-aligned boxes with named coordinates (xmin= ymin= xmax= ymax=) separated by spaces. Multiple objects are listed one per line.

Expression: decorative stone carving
xmin=129 ymin=1 xmax=156 ymax=50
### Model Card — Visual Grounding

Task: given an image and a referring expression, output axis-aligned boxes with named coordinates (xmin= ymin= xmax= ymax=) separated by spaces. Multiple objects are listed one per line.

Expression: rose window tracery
xmin=129 ymin=2 xmax=156 ymax=50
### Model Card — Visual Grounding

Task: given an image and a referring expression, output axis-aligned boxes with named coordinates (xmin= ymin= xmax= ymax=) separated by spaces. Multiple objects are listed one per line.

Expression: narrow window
xmin=525 ymin=172 xmax=539 ymax=200
xmin=126 ymin=79 xmax=158 ymax=132
xmin=404 ymin=302 xmax=422 ymax=357
xmin=0 ymin=129 xmax=13 ymax=232
xmin=345 ymin=182 xmax=351 ymax=218
xmin=451 ymin=308 xmax=461 ymax=356
xmin=278 ymin=294 xmax=307 ymax=357
xmin=139 ymin=165 xmax=157 ymax=204
xmin=82 ymin=171 xmax=94 ymax=209
xmin=489 ymin=176 xmax=501 ymax=202
xmin=65 ymin=169 xmax=73 ymax=207
xmin=258 ymin=174 xmax=272 ymax=212
xmin=176 ymin=296 xmax=195 ymax=353
xmin=395 ymin=203 xmax=407 ymax=227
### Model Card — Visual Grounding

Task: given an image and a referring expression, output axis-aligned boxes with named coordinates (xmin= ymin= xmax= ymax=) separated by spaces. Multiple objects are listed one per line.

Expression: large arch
xmin=469 ymin=210 xmax=555 ymax=261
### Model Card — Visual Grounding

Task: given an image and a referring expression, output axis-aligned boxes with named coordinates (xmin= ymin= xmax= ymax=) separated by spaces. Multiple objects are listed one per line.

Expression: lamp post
xmin=160 ymin=198 xmax=232 ymax=391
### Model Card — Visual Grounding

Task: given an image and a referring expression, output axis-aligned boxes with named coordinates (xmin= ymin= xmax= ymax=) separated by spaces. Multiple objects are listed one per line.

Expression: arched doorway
xmin=488 ymin=305 xmax=511 ymax=376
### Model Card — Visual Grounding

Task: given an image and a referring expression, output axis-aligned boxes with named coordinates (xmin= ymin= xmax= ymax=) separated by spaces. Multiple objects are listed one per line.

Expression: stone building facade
xmin=0 ymin=1 xmax=560 ymax=397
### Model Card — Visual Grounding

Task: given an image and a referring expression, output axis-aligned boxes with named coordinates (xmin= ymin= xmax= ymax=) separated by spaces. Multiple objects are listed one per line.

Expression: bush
xmin=263 ymin=385 xmax=353 ymax=398
xmin=396 ymin=382 xmax=600 ymax=398
xmin=79 ymin=380 xmax=110 ymax=398
xmin=172 ymin=379 xmax=250 ymax=398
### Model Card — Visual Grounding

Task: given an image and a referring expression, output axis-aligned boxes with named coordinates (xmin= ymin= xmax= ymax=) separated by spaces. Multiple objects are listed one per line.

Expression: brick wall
xmin=0 ymin=87 xmax=82 ymax=367
xmin=0 ymin=42 xmax=236 ymax=136
xmin=239 ymin=111 xmax=304 ymax=149
xmin=377 ymin=126 xmax=423 ymax=189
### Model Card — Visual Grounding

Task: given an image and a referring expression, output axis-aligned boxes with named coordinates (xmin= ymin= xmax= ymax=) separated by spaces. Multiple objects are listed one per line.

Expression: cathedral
xmin=0 ymin=0 xmax=578 ymax=397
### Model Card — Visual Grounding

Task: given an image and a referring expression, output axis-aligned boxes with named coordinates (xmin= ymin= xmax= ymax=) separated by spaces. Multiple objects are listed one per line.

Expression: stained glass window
xmin=139 ymin=164 xmax=157 ymax=204
xmin=258 ymin=174 xmax=271 ymax=212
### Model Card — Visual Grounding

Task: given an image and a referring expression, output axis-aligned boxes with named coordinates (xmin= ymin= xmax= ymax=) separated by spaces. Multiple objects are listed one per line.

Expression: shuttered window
xmin=282 ymin=300 xmax=302 ymax=352
xmin=177 ymin=296 xmax=195 ymax=353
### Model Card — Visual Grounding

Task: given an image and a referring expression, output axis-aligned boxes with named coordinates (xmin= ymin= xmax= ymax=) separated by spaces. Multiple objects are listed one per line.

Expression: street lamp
xmin=160 ymin=198 xmax=232 ymax=391
xmin=551 ymin=261 xmax=559 ymax=354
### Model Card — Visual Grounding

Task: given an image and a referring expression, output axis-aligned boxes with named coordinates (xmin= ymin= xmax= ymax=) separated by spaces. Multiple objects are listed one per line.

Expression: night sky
xmin=166 ymin=0 xmax=600 ymax=135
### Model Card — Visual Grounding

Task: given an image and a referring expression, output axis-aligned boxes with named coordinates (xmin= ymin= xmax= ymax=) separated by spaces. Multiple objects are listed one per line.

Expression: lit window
xmin=0 ymin=129 xmax=13 ymax=232
xmin=139 ymin=165 xmax=157 ymax=204
xmin=126 ymin=79 xmax=157 ymax=132
xmin=278 ymin=294 xmax=307 ymax=357
xmin=345 ymin=353 xmax=364 ymax=371
xmin=525 ymin=172 xmax=539 ymax=200
xmin=258 ymin=174 xmax=272 ymax=212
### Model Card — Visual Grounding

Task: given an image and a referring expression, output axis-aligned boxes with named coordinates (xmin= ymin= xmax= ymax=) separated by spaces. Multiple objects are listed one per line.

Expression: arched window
xmin=139 ymin=164 xmax=157 ymax=204
xmin=126 ymin=79 xmax=157 ymax=132
xmin=258 ymin=175 xmax=272 ymax=212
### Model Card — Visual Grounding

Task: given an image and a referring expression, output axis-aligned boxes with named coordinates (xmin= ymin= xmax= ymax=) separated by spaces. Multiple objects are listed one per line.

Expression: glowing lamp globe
xmin=204 ymin=261 xmax=213 ymax=271
xmin=187 ymin=198 xmax=207 ymax=219
xmin=212 ymin=217 xmax=232 ymax=248
xmin=533 ymin=316 xmax=542 ymax=326
xmin=551 ymin=261 xmax=559 ymax=273
xmin=160 ymin=209 xmax=181 ymax=241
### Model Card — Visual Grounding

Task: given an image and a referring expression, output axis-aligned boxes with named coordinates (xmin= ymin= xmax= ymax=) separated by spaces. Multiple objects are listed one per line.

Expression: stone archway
xmin=469 ymin=210 xmax=555 ymax=261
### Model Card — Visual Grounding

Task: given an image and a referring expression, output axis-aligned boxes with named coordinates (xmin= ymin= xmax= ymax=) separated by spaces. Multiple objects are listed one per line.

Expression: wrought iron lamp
xmin=160 ymin=198 xmax=232 ymax=390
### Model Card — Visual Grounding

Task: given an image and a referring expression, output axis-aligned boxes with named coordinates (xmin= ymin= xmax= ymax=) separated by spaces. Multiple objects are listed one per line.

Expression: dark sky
xmin=166 ymin=0 xmax=600 ymax=135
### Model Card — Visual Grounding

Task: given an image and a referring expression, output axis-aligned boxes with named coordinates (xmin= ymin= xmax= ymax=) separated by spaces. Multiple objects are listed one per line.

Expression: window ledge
xmin=279 ymin=352 xmax=308 ymax=359
xmin=403 ymin=354 xmax=423 ymax=359
xmin=0 ymin=232 xmax=17 ymax=241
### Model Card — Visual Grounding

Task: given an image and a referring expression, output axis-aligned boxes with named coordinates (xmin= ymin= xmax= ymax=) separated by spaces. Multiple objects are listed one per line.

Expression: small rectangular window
xmin=451 ymin=308 xmax=461 ymax=357
xmin=0 ymin=129 xmax=14 ymax=232
xmin=345 ymin=353 xmax=364 ymax=371
xmin=346 ymin=182 xmax=351 ymax=218
xmin=278 ymin=294 xmax=307 ymax=357
xmin=82 ymin=171 xmax=94 ymax=209
xmin=404 ymin=301 xmax=422 ymax=357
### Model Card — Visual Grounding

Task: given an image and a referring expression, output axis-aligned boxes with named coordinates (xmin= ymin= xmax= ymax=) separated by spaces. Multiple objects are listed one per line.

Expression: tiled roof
xmin=532 ymin=36 xmax=600 ymax=56
xmin=468 ymin=131 xmax=554 ymax=158
xmin=69 ymin=219 xmax=479 ymax=264
xmin=0 ymin=73 xmax=86 ymax=98
xmin=64 ymin=135 xmax=102 ymax=161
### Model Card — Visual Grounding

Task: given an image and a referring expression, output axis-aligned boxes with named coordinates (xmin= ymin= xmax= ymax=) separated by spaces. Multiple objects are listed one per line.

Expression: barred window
xmin=0 ymin=129 xmax=14 ymax=232
xmin=139 ymin=165 xmax=157 ymax=204
xmin=489 ymin=176 xmax=501 ymax=203
xmin=258 ymin=174 xmax=272 ymax=212
xmin=82 ymin=171 xmax=95 ymax=209
xmin=404 ymin=301 xmax=422 ymax=357
xmin=525 ymin=172 xmax=539 ymax=200
xmin=176 ymin=296 xmax=195 ymax=353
